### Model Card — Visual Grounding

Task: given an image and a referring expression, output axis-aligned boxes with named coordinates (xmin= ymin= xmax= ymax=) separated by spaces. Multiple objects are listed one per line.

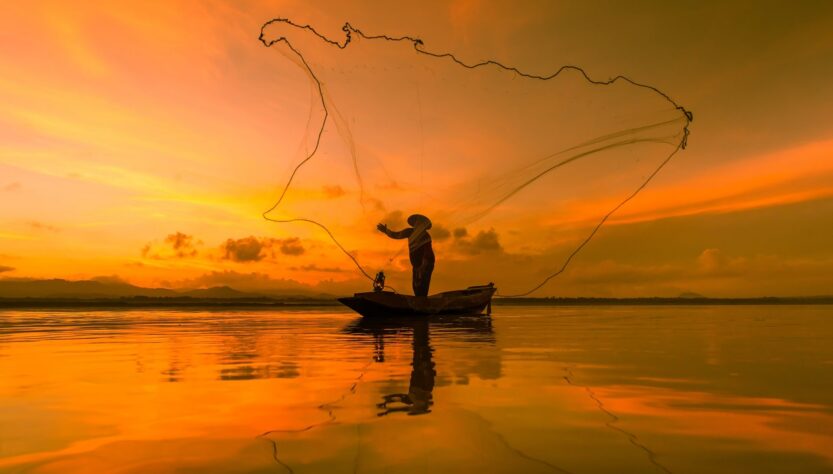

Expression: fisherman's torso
xmin=408 ymin=229 xmax=434 ymax=262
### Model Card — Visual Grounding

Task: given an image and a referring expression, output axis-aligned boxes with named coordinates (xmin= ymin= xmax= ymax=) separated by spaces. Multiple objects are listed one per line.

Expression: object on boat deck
xmin=373 ymin=271 xmax=386 ymax=292
xmin=338 ymin=283 xmax=496 ymax=318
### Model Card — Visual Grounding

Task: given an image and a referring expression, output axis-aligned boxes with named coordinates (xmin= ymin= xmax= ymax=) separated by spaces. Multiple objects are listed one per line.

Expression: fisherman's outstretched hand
xmin=376 ymin=223 xmax=388 ymax=233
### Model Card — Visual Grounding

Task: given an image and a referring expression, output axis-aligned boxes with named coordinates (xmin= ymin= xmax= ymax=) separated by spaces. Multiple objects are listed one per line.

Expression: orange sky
xmin=1 ymin=1 xmax=832 ymax=297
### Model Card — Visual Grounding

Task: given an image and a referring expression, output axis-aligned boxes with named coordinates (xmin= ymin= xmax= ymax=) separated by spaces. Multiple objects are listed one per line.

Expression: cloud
xmin=365 ymin=197 xmax=386 ymax=212
xmin=2 ymin=182 xmax=21 ymax=192
xmin=539 ymin=248 xmax=833 ymax=297
xmin=290 ymin=264 xmax=345 ymax=273
xmin=165 ymin=232 xmax=199 ymax=257
xmin=565 ymin=260 xmax=683 ymax=285
xmin=222 ymin=236 xmax=265 ymax=262
xmin=279 ymin=237 xmax=305 ymax=256
xmin=181 ymin=271 xmax=308 ymax=293
xmin=468 ymin=229 xmax=502 ymax=252
xmin=221 ymin=236 xmax=305 ymax=262
xmin=140 ymin=233 xmax=305 ymax=263
xmin=177 ymin=270 xmax=365 ymax=296
xmin=698 ymin=248 xmax=729 ymax=274
xmin=600 ymin=138 xmax=833 ymax=226
xmin=91 ymin=275 xmax=130 ymax=285
xmin=322 ymin=185 xmax=346 ymax=198
xmin=142 ymin=232 xmax=200 ymax=259
xmin=453 ymin=228 xmax=468 ymax=239
xmin=27 ymin=221 xmax=60 ymax=232
xmin=432 ymin=225 xmax=451 ymax=241
xmin=380 ymin=210 xmax=406 ymax=228
xmin=0 ymin=265 xmax=14 ymax=273
xmin=454 ymin=228 xmax=503 ymax=255
xmin=696 ymin=248 xmax=754 ymax=277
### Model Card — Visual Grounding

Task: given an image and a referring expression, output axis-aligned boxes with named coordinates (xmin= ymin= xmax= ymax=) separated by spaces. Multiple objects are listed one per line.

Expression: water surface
xmin=1 ymin=305 xmax=832 ymax=473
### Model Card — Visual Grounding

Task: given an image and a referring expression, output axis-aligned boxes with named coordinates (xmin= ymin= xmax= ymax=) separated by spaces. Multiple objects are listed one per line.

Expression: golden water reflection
xmin=1 ymin=306 xmax=832 ymax=473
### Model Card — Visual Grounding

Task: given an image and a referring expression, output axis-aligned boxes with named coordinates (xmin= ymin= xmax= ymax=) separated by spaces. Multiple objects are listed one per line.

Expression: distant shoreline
xmin=1 ymin=295 xmax=832 ymax=310
xmin=493 ymin=296 xmax=833 ymax=306
xmin=0 ymin=297 xmax=340 ymax=309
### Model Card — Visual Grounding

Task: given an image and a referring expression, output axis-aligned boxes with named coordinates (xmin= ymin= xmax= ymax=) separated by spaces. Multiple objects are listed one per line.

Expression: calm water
xmin=1 ymin=305 xmax=832 ymax=473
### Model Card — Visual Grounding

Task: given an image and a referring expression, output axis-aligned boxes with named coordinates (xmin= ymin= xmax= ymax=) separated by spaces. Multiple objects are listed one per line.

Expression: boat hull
xmin=338 ymin=284 xmax=496 ymax=318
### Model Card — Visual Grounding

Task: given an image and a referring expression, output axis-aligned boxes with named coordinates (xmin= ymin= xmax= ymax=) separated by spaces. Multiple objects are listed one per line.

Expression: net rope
xmin=258 ymin=18 xmax=693 ymax=297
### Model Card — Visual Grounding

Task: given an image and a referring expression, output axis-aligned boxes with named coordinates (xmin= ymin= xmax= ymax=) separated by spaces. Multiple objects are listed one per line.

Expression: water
xmin=1 ymin=305 xmax=832 ymax=473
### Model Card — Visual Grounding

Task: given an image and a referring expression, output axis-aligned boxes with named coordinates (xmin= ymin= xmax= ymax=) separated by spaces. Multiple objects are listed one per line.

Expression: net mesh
xmin=258 ymin=19 xmax=692 ymax=296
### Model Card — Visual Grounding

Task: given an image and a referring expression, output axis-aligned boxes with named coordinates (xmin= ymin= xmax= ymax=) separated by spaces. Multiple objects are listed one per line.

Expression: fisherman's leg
xmin=414 ymin=264 xmax=427 ymax=297
xmin=419 ymin=259 xmax=434 ymax=297
xmin=413 ymin=258 xmax=434 ymax=297
xmin=412 ymin=267 xmax=421 ymax=296
xmin=410 ymin=248 xmax=426 ymax=296
xmin=413 ymin=260 xmax=433 ymax=297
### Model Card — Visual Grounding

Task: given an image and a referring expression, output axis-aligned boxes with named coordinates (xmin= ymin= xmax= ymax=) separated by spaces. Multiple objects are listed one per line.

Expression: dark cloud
xmin=142 ymin=232 xmax=200 ymax=259
xmin=2 ymin=182 xmax=21 ymax=192
xmin=221 ymin=236 xmax=305 ymax=262
xmin=470 ymin=229 xmax=502 ymax=252
xmin=432 ymin=225 xmax=451 ymax=241
xmin=140 ymin=233 xmax=305 ymax=262
xmin=453 ymin=228 xmax=468 ymax=239
xmin=454 ymin=228 xmax=503 ymax=255
xmin=322 ymin=185 xmax=346 ymax=198
xmin=279 ymin=237 xmax=305 ymax=256
xmin=222 ymin=236 xmax=264 ymax=262
xmin=0 ymin=265 xmax=14 ymax=273
xmin=165 ymin=232 xmax=199 ymax=258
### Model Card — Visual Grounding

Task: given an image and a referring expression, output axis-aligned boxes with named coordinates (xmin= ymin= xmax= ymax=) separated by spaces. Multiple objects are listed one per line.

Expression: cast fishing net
xmin=258 ymin=19 xmax=692 ymax=296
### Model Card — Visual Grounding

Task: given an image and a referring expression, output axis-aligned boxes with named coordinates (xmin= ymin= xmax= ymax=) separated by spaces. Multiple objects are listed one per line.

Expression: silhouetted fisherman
xmin=377 ymin=214 xmax=435 ymax=297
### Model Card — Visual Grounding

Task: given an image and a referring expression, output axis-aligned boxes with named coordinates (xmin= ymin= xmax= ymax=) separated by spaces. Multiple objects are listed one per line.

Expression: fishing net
xmin=258 ymin=19 xmax=692 ymax=296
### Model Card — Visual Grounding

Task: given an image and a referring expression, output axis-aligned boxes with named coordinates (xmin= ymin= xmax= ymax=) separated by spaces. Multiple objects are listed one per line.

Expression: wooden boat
xmin=338 ymin=283 xmax=496 ymax=318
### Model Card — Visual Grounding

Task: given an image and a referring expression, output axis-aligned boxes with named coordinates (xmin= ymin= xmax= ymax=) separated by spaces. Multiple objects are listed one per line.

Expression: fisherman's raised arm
xmin=377 ymin=223 xmax=413 ymax=239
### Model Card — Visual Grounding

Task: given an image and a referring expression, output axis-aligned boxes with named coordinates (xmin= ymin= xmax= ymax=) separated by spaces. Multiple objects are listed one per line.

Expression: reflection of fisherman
xmin=376 ymin=214 xmax=435 ymax=297
xmin=378 ymin=320 xmax=435 ymax=416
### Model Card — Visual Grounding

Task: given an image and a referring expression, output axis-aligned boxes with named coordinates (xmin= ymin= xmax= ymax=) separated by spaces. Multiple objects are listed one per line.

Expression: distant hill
xmin=1 ymin=278 xmax=831 ymax=309
xmin=678 ymin=291 xmax=707 ymax=299
xmin=178 ymin=286 xmax=255 ymax=299
xmin=0 ymin=278 xmax=178 ymax=299
xmin=493 ymin=296 xmax=833 ymax=306
xmin=0 ymin=278 xmax=331 ymax=300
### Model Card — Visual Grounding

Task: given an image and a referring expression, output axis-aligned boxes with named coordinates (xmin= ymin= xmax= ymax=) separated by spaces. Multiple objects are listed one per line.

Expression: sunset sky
xmin=1 ymin=0 xmax=832 ymax=297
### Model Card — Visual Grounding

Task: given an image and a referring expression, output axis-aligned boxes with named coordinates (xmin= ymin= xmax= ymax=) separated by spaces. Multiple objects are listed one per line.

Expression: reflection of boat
xmin=338 ymin=284 xmax=496 ymax=317
xmin=343 ymin=314 xmax=494 ymax=339
xmin=342 ymin=314 xmax=496 ymax=416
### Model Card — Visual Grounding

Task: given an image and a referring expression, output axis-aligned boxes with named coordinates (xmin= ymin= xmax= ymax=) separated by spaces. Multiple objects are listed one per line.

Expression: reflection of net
xmin=259 ymin=18 xmax=693 ymax=296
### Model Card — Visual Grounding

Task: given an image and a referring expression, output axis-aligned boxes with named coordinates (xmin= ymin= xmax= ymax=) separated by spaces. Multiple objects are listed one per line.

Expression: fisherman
xmin=376 ymin=214 xmax=435 ymax=297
